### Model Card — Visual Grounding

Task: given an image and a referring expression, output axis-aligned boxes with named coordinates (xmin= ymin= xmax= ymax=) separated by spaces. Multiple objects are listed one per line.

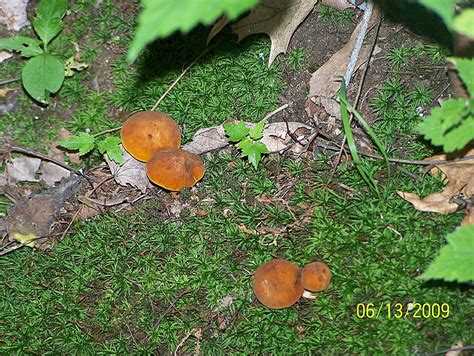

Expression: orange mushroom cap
xmin=121 ymin=111 xmax=181 ymax=162
xmin=146 ymin=148 xmax=205 ymax=191
xmin=252 ymin=259 xmax=303 ymax=309
xmin=301 ymin=261 xmax=331 ymax=292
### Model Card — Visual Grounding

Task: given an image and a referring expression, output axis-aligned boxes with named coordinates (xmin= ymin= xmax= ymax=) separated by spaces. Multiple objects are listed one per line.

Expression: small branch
xmin=4 ymin=145 xmax=82 ymax=176
xmin=316 ymin=143 xmax=474 ymax=166
xmin=344 ymin=0 xmax=374 ymax=85
xmin=93 ymin=126 xmax=121 ymax=138
xmin=262 ymin=103 xmax=289 ymax=121
xmin=151 ymin=46 xmax=213 ymax=112
xmin=0 ymin=77 xmax=20 ymax=86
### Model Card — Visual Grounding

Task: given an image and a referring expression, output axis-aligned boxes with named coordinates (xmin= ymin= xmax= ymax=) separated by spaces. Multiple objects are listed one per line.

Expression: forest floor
xmin=0 ymin=0 xmax=472 ymax=354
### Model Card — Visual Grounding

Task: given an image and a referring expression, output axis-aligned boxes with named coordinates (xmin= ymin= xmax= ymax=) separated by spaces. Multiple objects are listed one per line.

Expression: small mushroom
xmin=146 ymin=148 xmax=205 ymax=191
xmin=301 ymin=261 xmax=331 ymax=292
xmin=252 ymin=259 xmax=304 ymax=309
xmin=121 ymin=111 xmax=181 ymax=162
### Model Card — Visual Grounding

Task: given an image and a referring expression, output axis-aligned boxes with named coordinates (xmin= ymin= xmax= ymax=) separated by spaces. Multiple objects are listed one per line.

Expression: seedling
xmin=223 ymin=119 xmax=269 ymax=168
xmin=0 ymin=0 xmax=86 ymax=103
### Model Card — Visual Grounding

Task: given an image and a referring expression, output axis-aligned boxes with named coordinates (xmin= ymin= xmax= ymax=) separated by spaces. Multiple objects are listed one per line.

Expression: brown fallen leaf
xmin=321 ymin=0 xmax=354 ymax=10
xmin=231 ymin=0 xmax=318 ymax=66
xmin=397 ymin=148 xmax=474 ymax=224
xmin=6 ymin=175 xmax=83 ymax=249
xmin=309 ymin=5 xmax=381 ymax=97
xmin=5 ymin=156 xmax=41 ymax=184
xmin=105 ymin=145 xmax=153 ymax=193
xmin=207 ymin=15 xmax=231 ymax=44
xmin=39 ymin=162 xmax=71 ymax=187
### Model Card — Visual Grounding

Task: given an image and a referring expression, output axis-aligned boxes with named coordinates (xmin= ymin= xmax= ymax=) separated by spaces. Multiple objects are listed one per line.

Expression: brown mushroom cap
xmin=252 ymin=259 xmax=303 ymax=309
xmin=121 ymin=111 xmax=181 ymax=162
xmin=301 ymin=261 xmax=331 ymax=292
xmin=146 ymin=148 xmax=205 ymax=191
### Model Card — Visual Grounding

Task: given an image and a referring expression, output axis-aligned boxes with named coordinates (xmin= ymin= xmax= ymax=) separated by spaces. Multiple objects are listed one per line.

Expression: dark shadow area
xmin=376 ymin=0 xmax=453 ymax=50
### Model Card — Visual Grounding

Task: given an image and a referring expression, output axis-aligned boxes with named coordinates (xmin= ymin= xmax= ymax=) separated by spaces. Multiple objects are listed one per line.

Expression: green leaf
xmin=453 ymin=8 xmax=474 ymax=39
xmin=22 ymin=53 xmax=64 ymax=103
xmin=97 ymin=136 xmax=124 ymax=164
xmin=238 ymin=138 xmax=269 ymax=168
xmin=58 ymin=133 xmax=95 ymax=156
xmin=448 ymin=58 xmax=474 ymax=96
xmin=33 ymin=17 xmax=62 ymax=45
xmin=248 ymin=119 xmax=266 ymax=140
xmin=0 ymin=36 xmax=43 ymax=57
xmin=418 ymin=225 xmax=474 ymax=283
xmin=224 ymin=121 xmax=250 ymax=142
xmin=418 ymin=0 xmax=457 ymax=29
xmin=416 ymin=98 xmax=473 ymax=152
xmin=36 ymin=0 xmax=68 ymax=19
xmin=128 ymin=0 xmax=259 ymax=62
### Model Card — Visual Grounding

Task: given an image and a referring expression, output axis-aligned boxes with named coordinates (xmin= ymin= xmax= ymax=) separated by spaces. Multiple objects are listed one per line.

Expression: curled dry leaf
xmin=231 ymin=0 xmax=318 ymax=66
xmin=105 ymin=145 xmax=153 ymax=193
xmin=397 ymin=148 xmax=474 ymax=225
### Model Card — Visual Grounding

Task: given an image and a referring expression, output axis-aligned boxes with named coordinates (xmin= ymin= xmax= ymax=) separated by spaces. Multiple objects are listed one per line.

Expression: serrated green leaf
xmin=0 ymin=36 xmax=43 ymax=57
xmin=248 ymin=119 xmax=266 ymax=140
xmin=417 ymin=98 xmax=473 ymax=152
xmin=36 ymin=0 xmax=68 ymax=19
xmin=418 ymin=0 xmax=457 ymax=29
xmin=448 ymin=58 xmax=474 ymax=96
xmin=224 ymin=121 xmax=250 ymax=142
xmin=238 ymin=138 xmax=269 ymax=168
xmin=128 ymin=0 xmax=259 ymax=62
xmin=33 ymin=17 xmax=62 ymax=45
xmin=97 ymin=136 xmax=124 ymax=164
xmin=418 ymin=225 xmax=474 ymax=283
xmin=453 ymin=8 xmax=474 ymax=39
xmin=58 ymin=132 xmax=95 ymax=156
xmin=22 ymin=53 xmax=64 ymax=103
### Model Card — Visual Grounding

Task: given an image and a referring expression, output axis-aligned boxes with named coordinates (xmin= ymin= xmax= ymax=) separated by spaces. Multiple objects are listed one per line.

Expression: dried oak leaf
xmin=5 ymin=156 xmax=41 ymax=183
xmin=397 ymin=148 xmax=474 ymax=223
xmin=105 ymin=145 xmax=153 ymax=193
xmin=231 ymin=0 xmax=318 ymax=66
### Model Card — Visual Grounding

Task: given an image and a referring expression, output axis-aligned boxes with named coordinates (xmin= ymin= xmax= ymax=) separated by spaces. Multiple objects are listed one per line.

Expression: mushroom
xmin=252 ymin=259 xmax=304 ymax=309
xmin=301 ymin=261 xmax=331 ymax=292
xmin=121 ymin=111 xmax=181 ymax=162
xmin=146 ymin=148 xmax=205 ymax=191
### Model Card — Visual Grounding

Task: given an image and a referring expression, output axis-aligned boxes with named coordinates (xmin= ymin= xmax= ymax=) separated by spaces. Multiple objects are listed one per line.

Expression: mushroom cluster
xmin=121 ymin=111 xmax=204 ymax=191
xmin=252 ymin=259 xmax=331 ymax=309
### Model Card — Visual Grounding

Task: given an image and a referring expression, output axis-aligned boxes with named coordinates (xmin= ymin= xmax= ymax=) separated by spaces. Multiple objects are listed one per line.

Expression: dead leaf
xmin=309 ymin=6 xmax=381 ymax=97
xmin=182 ymin=125 xmax=228 ymax=155
xmin=397 ymin=149 xmax=474 ymax=223
xmin=232 ymin=0 xmax=318 ymax=66
xmin=6 ymin=175 xmax=83 ymax=249
xmin=207 ymin=15 xmax=230 ymax=44
xmin=321 ymin=0 xmax=354 ymax=10
xmin=183 ymin=121 xmax=314 ymax=155
xmin=0 ymin=51 xmax=13 ymax=64
xmin=6 ymin=156 xmax=41 ymax=183
xmin=445 ymin=341 xmax=464 ymax=356
xmin=39 ymin=162 xmax=71 ymax=187
xmin=105 ymin=145 xmax=153 ymax=193
xmin=0 ymin=0 xmax=29 ymax=31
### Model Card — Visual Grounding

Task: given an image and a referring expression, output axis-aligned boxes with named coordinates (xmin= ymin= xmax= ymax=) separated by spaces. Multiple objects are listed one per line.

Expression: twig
xmin=430 ymin=345 xmax=474 ymax=355
xmin=93 ymin=126 xmax=121 ymax=138
xmin=4 ymin=145 xmax=82 ymax=176
xmin=327 ymin=7 xmax=382 ymax=186
xmin=262 ymin=103 xmax=289 ymax=121
xmin=315 ymin=142 xmax=474 ymax=166
xmin=0 ymin=77 xmax=20 ymax=86
xmin=151 ymin=46 xmax=213 ymax=112
xmin=344 ymin=0 xmax=374 ymax=86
